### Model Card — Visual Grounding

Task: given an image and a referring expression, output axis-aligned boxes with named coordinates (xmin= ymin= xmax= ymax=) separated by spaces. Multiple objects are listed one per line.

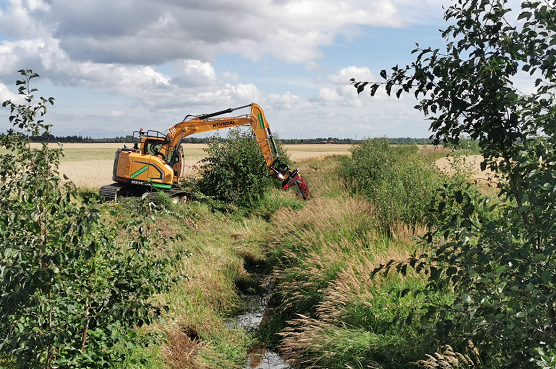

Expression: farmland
xmin=53 ymin=143 xmax=493 ymax=191
xmin=4 ymin=142 xmax=496 ymax=191
xmin=0 ymin=133 xmax=539 ymax=369
xmin=2 ymin=135 xmax=549 ymax=369
xmin=50 ymin=143 xmax=353 ymax=190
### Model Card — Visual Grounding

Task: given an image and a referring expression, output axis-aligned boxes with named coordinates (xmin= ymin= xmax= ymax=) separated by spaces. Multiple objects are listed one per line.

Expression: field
xmin=4 ymin=143 xmax=496 ymax=190
xmin=50 ymin=143 xmax=353 ymax=190
xmin=435 ymin=154 xmax=499 ymax=183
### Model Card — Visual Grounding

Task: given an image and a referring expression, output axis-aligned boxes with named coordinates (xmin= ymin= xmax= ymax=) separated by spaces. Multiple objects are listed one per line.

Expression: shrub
xmin=197 ymin=128 xmax=288 ymax=209
xmin=0 ymin=70 xmax=181 ymax=368
xmin=338 ymin=138 xmax=446 ymax=231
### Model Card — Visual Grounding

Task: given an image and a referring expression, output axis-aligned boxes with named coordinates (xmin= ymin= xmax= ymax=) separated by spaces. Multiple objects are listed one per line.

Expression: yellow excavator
xmin=99 ymin=103 xmax=309 ymax=201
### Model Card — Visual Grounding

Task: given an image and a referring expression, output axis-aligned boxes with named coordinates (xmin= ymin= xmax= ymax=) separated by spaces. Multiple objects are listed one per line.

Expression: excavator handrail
xmin=182 ymin=103 xmax=253 ymax=121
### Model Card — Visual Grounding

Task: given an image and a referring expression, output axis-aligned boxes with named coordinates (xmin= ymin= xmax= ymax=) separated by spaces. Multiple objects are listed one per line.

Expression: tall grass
xmin=106 ymin=147 xmax=463 ymax=368
xmin=107 ymin=198 xmax=266 ymax=368
xmin=262 ymin=157 xmax=455 ymax=368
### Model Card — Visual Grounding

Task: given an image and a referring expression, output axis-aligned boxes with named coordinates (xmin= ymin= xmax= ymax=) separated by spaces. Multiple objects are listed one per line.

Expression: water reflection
xmin=247 ymin=348 xmax=290 ymax=369
xmin=233 ymin=296 xmax=291 ymax=369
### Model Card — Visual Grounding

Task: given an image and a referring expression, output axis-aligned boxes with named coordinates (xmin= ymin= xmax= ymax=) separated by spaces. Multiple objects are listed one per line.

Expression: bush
xmin=0 ymin=70 xmax=181 ymax=368
xmin=197 ymin=128 xmax=288 ymax=209
xmin=338 ymin=138 xmax=446 ymax=231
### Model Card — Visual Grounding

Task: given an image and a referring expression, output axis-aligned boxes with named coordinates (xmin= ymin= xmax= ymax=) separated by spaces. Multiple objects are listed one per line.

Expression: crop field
xmin=3 ymin=143 xmax=495 ymax=190
xmin=1 ymin=137 xmax=515 ymax=368
xmin=46 ymin=143 xmax=353 ymax=190
xmin=1 ymin=143 xmax=495 ymax=191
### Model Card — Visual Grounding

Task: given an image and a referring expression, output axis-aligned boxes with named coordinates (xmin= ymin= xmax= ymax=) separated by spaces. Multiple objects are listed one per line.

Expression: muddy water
xmin=232 ymin=295 xmax=290 ymax=369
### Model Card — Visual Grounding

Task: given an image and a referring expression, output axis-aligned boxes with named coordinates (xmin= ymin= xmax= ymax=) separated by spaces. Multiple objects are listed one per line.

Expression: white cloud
xmin=233 ymin=83 xmax=263 ymax=103
xmin=0 ymin=0 xmax=451 ymax=138
xmin=315 ymin=87 xmax=342 ymax=103
xmin=327 ymin=66 xmax=375 ymax=85
xmin=312 ymin=66 xmax=397 ymax=107
xmin=0 ymin=0 xmax=411 ymax=65
xmin=304 ymin=61 xmax=321 ymax=71
xmin=0 ymin=82 xmax=23 ymax=104
xmin=100 ymin=110 xmax=127 ymax=118
xmin=171 ymin=60 xmax=216 ymax=88
xmin=0 ymin=0 xmax=446 ymax=110
xmin=267 ymin=92 xmax=313 ymax=110
xmin=221 ymin=71 xmax=240 ymax=83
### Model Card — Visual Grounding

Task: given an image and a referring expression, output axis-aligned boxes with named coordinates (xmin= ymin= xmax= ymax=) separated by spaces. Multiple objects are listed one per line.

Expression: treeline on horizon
xmin=30 ymin=133 xmax=435 ymax=145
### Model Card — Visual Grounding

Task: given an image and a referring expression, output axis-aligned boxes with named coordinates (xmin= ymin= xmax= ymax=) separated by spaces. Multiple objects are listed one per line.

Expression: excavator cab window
xmin=144 ymin=139 xmax=166 ymax=161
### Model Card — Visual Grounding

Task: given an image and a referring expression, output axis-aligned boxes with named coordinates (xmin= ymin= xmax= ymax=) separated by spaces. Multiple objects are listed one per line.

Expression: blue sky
xmin=0 ymin=0 xmax=470 ymax=139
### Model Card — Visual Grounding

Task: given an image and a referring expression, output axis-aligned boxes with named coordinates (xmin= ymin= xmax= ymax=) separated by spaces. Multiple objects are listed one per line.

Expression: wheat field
xmin=53 ymin=143 xmax=352 ymax=190
xmin=9 ymin=143 xmax=493 ymax=190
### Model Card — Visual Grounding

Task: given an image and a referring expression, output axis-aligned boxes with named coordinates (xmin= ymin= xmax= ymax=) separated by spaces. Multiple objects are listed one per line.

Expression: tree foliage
xmin=352 ymin=0 xmax=556 ymax=366
xmin=197 ymin=128 xmax=288 ymax=208
xmin=0 ymin=70 xmax=182 ymax=368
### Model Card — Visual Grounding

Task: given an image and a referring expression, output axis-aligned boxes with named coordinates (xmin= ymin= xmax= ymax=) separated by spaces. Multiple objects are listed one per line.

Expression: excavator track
xmin=100 ymin=183 xmax=192 ymax=202
xmin=99 ymin=183 xmax=126 ymax=201
xmin=146 ymin=189 xmax=192 ymax=203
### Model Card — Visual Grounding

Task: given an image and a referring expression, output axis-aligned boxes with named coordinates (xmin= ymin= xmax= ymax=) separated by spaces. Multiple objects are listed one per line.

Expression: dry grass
xmin=419 ymin=145 xmax=451 ymax=155
xmin=416 ymin=342 xmax=480 ymax=369
xmin=267 ymin=184 xmax=424 ymax=367
xmin=162 ymin=325 xmax=205 ymax=369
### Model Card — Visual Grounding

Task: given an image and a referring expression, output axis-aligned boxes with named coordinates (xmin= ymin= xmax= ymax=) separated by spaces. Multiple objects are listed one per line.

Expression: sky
xmin=0 ymin=0 xmax=511 ymax=139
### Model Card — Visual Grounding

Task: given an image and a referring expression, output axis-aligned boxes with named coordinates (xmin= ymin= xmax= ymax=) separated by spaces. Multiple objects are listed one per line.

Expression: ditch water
xmin=233 ymin=294 xmax=290 ymax=369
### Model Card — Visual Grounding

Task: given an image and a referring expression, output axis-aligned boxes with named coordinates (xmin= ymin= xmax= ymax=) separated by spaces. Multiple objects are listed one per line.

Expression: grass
xmin=4 ymin=139 xmax=490 ymax=368
xmin=11 ymin=141 xmax=483 ymax=368
xmin=110 ymin=201 xmax=255 ymax=368
xmin=256 ymin=155 xmax=460 ymax=368
xmin=105 ymin=186 xmax=308 ymax=368
xmin=127 ymin=147 xmax=483 ymax=369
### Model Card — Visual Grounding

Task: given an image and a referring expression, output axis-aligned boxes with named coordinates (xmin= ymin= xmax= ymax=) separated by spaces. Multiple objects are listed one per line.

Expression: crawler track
xmin=99 ymin=183 xmax=192 ymax=202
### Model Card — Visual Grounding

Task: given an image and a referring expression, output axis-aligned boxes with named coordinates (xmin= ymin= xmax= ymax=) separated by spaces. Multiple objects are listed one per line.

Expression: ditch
xmin=233 ymin=294 xmax=289 ymax=369
xmin=232 ymin=253 xmax=290 ymax=369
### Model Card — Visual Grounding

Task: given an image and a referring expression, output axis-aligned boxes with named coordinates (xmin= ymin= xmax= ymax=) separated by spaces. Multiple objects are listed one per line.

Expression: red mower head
xmin=283 ymin=173 xmax=309 ymax=200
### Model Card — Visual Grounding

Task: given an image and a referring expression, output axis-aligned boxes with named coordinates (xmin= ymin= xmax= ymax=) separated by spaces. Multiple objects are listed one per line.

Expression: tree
xmin=0 ymin=70 xmax=181 ymax=368
xmin=352 ymin=0 xmax=556 ymax=366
